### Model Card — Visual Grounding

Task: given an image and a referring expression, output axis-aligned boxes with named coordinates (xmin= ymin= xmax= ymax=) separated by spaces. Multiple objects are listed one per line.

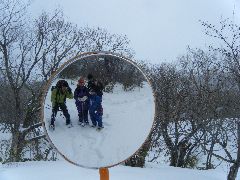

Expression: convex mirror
xmin=41 ymin=52 xmax=155 ymax=168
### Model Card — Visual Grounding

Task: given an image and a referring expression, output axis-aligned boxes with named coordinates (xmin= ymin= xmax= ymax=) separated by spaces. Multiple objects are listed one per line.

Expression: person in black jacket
xmin=87 ymin=74 xmax=103 ymax=97
xmin=87 ymin=74 xmax=104 ymax=130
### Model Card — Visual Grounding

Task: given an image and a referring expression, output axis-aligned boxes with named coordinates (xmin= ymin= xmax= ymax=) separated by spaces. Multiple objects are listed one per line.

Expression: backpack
xmin=51 ymin=80 xmax=69 ymax=91
xmin=56 ymin=80 xmax=69 ymax=88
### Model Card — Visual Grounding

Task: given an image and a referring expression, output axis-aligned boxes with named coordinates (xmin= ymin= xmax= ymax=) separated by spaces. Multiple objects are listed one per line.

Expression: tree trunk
xmin=170 ymin=151 xmax=178 ymax=166
xmin=206 ymin=140 xmax=215 ymax=169
xmin=227 ymin=162 xmax=239 ymax=180
xmin=170 ymin=141 xmax=191 ymax=167
xmin=228 ymin=120 xmax=240 ymax=180
xmin=7 ymin=92 xmax=25 ymax=162
xmin=8 ymin=129 xmax=25 ymax=162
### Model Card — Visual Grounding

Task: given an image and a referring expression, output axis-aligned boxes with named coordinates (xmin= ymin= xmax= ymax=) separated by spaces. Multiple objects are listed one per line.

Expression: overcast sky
xmin=29 ymin=0 xmax=240 ymax=64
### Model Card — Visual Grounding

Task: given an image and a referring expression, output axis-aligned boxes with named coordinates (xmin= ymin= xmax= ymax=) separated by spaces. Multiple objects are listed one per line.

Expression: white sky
xmin=0 ymin=161 xmax=230 ymax=180
xmin=29 ymin=0 xmax=240 ymax=64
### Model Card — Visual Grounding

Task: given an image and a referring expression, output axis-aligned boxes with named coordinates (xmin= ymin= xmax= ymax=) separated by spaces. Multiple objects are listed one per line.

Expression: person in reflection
xmin=74 ymin=77 xmax=90 ymax=126
xmin=87 ymin=74 xmax=101 ymax=100
xmin=50 ymin=80 xmax=73 ymax=129
xmin=88 ymin=78 xmax=104 ymax=130
xmin=87 ymin=73 xmax=95 ymax=91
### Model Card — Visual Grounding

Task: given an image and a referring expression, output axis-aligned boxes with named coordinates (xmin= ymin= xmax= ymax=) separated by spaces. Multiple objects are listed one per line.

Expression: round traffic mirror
xmin=41 ymin=52 xmax=155 ymax=168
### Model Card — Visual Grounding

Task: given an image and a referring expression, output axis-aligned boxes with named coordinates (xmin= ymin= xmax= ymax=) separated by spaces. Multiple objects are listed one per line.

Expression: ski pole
xmin=82 ymin=102 xmax=84 ymax=123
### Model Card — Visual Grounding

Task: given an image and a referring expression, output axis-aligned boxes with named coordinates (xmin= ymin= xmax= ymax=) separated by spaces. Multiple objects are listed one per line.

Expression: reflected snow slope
xmin=44 ymin=80 xmax=154 ymax=168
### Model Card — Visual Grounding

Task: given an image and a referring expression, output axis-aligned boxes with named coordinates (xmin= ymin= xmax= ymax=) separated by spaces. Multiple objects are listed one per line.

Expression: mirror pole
xmin=99 ymin=168 xmax=109 ymax=180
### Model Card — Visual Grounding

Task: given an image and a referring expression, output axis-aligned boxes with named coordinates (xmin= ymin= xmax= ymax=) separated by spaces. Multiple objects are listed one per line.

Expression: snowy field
xmin=1 ymin=80 xmax=237 ymax=179
xmin=0 ymin=160 xmax=227 ymax=180
xmin=44 ymin=79 xmax=155 ymax=168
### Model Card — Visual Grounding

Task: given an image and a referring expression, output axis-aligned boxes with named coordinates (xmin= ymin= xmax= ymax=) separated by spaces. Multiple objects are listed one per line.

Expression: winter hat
xmin=87 ymin=73 xmax=93 ymax=80
xmin=57 ymin=80 xmax=69 ymax=88
xmin=78 ymin=77 xmax=85 ymax=84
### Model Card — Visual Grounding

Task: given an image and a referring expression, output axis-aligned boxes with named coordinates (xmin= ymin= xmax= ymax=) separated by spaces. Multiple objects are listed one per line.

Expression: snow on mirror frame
xmin=41 ymin=52 xmax=156 ymax=169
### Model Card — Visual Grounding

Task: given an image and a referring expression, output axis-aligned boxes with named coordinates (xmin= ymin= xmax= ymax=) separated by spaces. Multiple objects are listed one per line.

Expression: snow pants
xmin=75 ymin=101 xmax=89 ymax=124
xmin=89 ymin=95 xmax=103 ymax=127
xmin=51 ymin=103 xmax=71 ymax=125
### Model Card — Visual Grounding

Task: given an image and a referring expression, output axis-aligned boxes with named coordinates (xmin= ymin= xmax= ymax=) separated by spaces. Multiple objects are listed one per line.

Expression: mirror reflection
xmin=43 ymin=54 xmax=155 ymax=168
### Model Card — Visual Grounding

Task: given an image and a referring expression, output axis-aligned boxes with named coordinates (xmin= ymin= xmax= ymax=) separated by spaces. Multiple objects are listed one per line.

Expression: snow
xmin=0 ymin=80 xmax=236 ymax=179
xmin=0 ymin=161 xmax=227 ymax=180
xmin=43 ymin=80 xmax=155 ymax=168
xmin=0 ymin=131 xmax=11 ymax=141
xmin=0 ymin=79 xmax=237 ymax=179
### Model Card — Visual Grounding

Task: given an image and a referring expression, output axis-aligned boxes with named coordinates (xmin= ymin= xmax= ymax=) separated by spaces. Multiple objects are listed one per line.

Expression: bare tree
xmin=149 ymin=62 xmax=200 ymax=167
xmin=148 ymin=47 xmax=233 ymax=169
xmin=181 ymin=48 xmax=238 ymax=170
xmin=201 ymin=17 xmax=240 ymax=180
xmin=0 ymin=0 xmax=133 ymax=162
xmin=80 ymin=27 xmax=134 ymax=58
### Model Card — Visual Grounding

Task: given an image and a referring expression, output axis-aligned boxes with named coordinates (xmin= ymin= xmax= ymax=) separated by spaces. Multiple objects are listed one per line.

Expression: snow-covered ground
xmin=0 ymin=161 xmax=227 ymax=180
xmin=43 ymin=80 xmax=155 ymax=168
xmin=1 ymin=79 xmax=237 ymax=179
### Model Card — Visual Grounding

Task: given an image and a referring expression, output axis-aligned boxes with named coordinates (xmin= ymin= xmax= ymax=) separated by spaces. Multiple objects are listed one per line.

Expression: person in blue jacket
xmin=88 ymin=78 xmax=104 ymax=130
xmin=74 ymin=77 xmax=89 ymax=126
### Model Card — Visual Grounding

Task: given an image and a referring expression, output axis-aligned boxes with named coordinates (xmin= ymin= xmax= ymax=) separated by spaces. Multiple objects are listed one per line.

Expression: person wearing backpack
xmin=50 ymin=80 xmax=73 ymax=129
xmin=74 ymin=77 xmax=90 ymax=127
